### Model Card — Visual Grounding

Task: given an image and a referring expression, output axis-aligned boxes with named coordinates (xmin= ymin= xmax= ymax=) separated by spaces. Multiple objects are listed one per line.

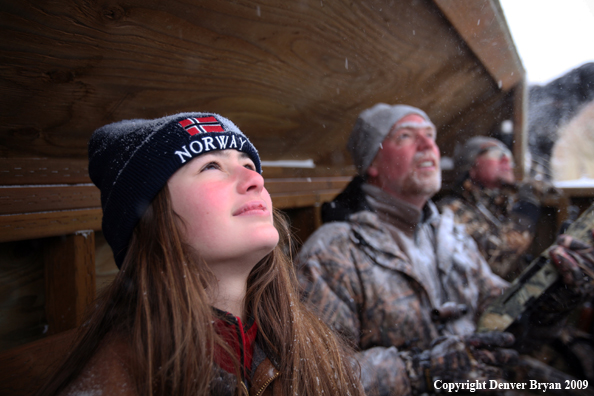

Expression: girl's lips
xmin=233 ymin=201 xmax=268 ymax=216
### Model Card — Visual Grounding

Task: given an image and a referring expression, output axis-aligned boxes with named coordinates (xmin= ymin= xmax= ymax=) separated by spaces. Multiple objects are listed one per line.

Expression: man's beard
xmin=402 ymin=169 xmax=442 ymax=198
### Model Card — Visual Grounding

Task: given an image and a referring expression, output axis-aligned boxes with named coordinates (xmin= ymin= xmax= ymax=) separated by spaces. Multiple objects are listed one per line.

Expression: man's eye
xmin=244 ymin=163 xmax=256 ymax=171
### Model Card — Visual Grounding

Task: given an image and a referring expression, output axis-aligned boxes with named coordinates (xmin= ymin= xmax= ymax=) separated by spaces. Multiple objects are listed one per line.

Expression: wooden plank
xmin=561 ymin=187 xmax=594 ymax=198
xmin=0 ymin=177 xmax=348 ymax=215
xmin=433 ymin=0 xmax=524 ymax=91
xmin=0 ymin=158 xmax=90 ymax=185
xmin=0 ymin=208 xmax=102 ymax=243
xmin=0 ymin=184 xmax=100 ymax=215
xmin=0 ymin=328 xmax=75 ymax=396
xmin=44 ymin=232 xmax=96 ymax=334
xmin=264 ymin=177 xmax=351 ymax=194
xmin=512 ymin=80 xmax=528 ymax=181
xmin=0 ymin=0 xmax=514 ymax=172
xmin=271 ymin=190 xmax=341 ymax=209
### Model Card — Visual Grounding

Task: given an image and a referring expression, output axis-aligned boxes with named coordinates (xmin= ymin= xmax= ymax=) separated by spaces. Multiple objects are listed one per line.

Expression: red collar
xmin=213 ymin=311 xmax=258 ymax=380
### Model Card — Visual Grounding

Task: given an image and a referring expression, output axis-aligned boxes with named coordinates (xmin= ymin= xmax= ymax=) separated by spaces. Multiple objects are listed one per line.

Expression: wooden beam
xmin=433 ymin=0 xmax=524 ymax=91
xmin=0 ymin=158 xmax=90 ymax=185
xmin=0 ymin=185 xmax=100 ymax=215
xmin=512 ymin=80 xmax=528 ymax=181
xmin=561 ymin=187 xmax=594 ymax=198
xmin=0 ymin=0 xmax=517 ymax=171
xmin=271 ymin=190 xmax=343 ymax=210
xmin=0 ymin=209 xmax=102 ymax=243
xmin=44 ymin=232 xmax=96 ymax=334
xmin=265 ymin=177 xmax=351 ymax=194
xmin=0 ymin=173 xmax=351 ymax=241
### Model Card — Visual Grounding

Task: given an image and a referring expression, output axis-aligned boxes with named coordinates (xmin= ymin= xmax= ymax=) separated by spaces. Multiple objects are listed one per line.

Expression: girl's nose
xmin=236 ymin=165 xmax=264 ymax=194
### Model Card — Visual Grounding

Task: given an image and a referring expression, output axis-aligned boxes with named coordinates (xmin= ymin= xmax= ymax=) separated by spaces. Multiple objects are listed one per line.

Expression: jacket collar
xmin=348 ymin=184 xmax=442 ymax=276
xmin=212 ymin=308 xmax=258 ymax=382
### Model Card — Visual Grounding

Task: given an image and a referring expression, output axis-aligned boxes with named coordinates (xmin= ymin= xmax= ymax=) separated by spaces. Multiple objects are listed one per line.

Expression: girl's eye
xmin=200 ymin=162 xmax=221 ymax=172
xmin=244 ymin=163 xmax=255 ymax=171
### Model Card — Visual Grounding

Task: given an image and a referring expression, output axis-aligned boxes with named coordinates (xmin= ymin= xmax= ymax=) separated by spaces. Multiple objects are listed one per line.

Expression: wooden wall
xmin=1 ymin=0 xmax=522 ymax=167
xmin=0 ymin=1 xmax=526 ymax=384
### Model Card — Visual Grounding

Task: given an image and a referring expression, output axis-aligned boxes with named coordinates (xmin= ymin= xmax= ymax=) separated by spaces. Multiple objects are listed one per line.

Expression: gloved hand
xmin=403 ymin=332 xmax=518 ymax=394
xmin=516 ymin=182 xmax=540 ymax=207
xmin=549 ymin=231 xmax=594 ymax=297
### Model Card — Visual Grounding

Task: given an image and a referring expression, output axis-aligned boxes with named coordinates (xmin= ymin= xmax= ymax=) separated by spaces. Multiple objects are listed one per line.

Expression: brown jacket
xmin=59 ymin=337 xmax=281 ymax=396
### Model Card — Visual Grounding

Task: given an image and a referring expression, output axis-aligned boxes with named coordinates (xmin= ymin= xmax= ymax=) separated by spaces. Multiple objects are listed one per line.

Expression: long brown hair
xmin=36 ymin=185 xmax=363 ymax=396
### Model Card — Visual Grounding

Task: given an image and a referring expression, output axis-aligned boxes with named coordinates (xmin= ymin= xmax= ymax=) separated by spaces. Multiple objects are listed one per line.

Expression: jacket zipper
xmin=253 ymin=371 xmax=280 ymax=396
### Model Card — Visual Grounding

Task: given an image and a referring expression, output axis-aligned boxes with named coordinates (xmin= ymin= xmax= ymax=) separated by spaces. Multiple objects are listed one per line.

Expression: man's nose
xmin=417 ymin=133 xmax=436 ymax=151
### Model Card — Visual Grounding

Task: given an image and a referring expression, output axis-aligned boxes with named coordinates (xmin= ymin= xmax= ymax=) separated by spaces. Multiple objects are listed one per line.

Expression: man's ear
xmin=367 ymin=164 xmax=379 ymax=178
xmin=468 ymin=165 xmax=477 ymax=180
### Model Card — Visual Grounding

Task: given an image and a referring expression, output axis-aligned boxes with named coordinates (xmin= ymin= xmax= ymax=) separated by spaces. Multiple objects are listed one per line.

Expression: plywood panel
xmin=0 ymin=0 xmax=512 ymax=173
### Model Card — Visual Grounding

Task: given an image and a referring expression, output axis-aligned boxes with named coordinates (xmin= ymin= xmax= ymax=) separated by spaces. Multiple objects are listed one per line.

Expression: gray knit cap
xmin=347 ymin=103 xmax=434 ymax=175
xmin=454 ymin=136 xmax=510 ymax=175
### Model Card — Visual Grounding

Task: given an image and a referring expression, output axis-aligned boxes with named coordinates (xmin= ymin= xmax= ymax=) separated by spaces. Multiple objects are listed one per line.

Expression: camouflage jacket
xmin=297 ymin=200 xmax=508 ymax=396
xmin=437 ymin=179 xmax=540 ymax=280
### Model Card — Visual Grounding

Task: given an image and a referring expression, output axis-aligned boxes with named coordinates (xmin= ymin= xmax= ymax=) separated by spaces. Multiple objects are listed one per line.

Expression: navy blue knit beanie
xmin=88 ymin=112 xmax=261 ymax=268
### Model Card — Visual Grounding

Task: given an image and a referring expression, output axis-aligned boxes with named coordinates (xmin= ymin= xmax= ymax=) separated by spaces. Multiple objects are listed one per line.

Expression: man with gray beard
xmin=297 ymin=104 xmax=594 ymax=395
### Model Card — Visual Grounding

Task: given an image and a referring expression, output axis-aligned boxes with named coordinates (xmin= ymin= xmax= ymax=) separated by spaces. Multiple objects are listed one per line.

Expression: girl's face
xmin=167 ymin=149 xmax=279 ymax=268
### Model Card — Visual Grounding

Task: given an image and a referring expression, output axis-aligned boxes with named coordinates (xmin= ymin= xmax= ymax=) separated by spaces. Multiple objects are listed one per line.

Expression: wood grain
xmin=0 ymin=184 xmax=100 ymax=215
xmin=95 ymin=231 xmax=119 ymax=293
xmin=433 ymin=0 xmax=523 ymax=91
xmin=0 ymin=158 xmax=90 ymax=185
xmin=272 ymin=190 xmax=342 ymax=209
xmin=44 ymin=233 xmax=96 ymax=334
xmin=0 ymin=209 xmax=102 ymax=243
xmin=0 ymin=0 xmax=520 ymax=174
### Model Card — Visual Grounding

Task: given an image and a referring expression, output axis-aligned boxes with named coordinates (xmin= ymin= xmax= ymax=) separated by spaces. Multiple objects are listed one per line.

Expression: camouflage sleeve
xmin=471 ymin=244 xmax=509 ymax=315
xmin=439 ymin=196 xmax=535 ymax=280
xmin=297 ymin=229 xmax=413 ymax=396
xmin=442 ymin=215 xmax=509 ymax=315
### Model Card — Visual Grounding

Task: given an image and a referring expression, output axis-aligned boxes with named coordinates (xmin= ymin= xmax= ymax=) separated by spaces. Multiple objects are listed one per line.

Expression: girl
xmin=36 ymin=112 xmax=363 ymax=396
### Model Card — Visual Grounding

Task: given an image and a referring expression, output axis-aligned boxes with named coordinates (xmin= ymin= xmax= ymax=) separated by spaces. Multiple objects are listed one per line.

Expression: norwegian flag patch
xmin=179 ymin=116 xmax=225 ymax=135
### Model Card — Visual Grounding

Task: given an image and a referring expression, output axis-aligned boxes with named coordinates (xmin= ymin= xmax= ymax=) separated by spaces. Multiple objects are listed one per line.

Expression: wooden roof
xmin=0 ymin=0 xmax=526 ymax=240
xmin=1 ymin=0 xmax=524 ymax=175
